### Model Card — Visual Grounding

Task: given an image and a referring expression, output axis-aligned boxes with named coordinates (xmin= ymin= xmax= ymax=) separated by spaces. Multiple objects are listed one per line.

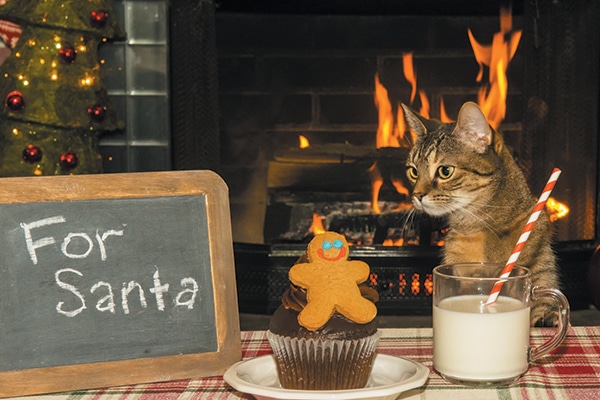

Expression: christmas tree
xmin=0 ymin=0 xmax=125 ymax=176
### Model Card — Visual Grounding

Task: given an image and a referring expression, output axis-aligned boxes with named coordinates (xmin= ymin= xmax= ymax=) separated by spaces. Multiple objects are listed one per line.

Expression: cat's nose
xmin=413 ymin=192 xmax=425 ymax=201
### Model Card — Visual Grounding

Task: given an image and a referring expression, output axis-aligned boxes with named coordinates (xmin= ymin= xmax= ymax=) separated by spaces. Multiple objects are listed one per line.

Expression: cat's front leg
xmin=531 ymin=300 xmax=559 ymax=327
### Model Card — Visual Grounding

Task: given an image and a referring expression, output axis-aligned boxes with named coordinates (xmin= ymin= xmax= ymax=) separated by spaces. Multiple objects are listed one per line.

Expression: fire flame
xmin=368 ymin=162 xmax=384 ymax=214
xmin=371 ymin=7 xmax=529 ymax=243
xmin=439 ymin=97 xmax=454 ymax=123
xmin=546 ymin=197 xmax=569 ymax=222
xmin=298 ymin=135 xmax=310 ymax=148
xmin=402 ymin=53 xmax=430 ymax=118
xmin=313 ymin=7 xmax=560 ymax=245
xmin=310 ymin=213 xmax=326 ymax=235
xmin=371 ymin=53 xmax=435 ymax=214
xmin=371 ymin=73 xmax=413 ymax=214
xmin=403 ymin=52 xmax=417 ymax=104
xmin=418 ymin=90 xmax=430 ymax=119
xmin=468 ymin=6 xmax=521 ymax=129
xmin=375 ymin=74 xmax=403 ymax=148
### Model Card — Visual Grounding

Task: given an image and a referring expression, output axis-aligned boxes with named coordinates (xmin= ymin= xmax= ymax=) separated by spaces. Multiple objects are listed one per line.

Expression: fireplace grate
xmin=234 ymin=242 xmax=593 ymax=316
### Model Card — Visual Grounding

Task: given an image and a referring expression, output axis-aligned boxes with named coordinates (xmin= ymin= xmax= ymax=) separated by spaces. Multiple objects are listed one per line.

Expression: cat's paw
xmin=531 ymin=302 xmax=559 ymax=327
xmin=532 ymin=314 xmax=558 ymax=327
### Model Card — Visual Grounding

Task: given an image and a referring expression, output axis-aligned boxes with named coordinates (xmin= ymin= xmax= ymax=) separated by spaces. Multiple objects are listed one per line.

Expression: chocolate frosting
xmin=281 ymin=282 xmax=379 ymax=313
xmin=269 ymin=251 xmax=379 ymax=339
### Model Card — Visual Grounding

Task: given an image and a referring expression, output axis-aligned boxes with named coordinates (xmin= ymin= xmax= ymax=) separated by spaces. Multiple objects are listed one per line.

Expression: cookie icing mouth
xmin=317 ymin=247 xmax=346 ymax=261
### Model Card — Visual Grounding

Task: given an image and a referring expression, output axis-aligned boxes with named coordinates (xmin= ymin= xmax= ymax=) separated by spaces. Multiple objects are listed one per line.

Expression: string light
xmin=80 ymin=76 xmax=94 ymax=86
xmin=0 ymin=3 xmax=125 ymax=177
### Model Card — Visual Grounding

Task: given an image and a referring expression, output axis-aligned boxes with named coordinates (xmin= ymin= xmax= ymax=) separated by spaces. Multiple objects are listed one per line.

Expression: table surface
xmin=9 ymin=326 xmax=600 ymax=400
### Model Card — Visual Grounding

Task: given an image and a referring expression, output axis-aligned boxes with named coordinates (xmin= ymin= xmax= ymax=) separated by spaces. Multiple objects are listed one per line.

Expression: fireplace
xmin=213 ymin=0 xmax=599 ymax=314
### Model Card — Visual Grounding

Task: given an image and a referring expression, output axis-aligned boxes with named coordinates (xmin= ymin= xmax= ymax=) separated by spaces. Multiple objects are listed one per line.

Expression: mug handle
xmin=529 ymin=286 xmax=570 ymax=362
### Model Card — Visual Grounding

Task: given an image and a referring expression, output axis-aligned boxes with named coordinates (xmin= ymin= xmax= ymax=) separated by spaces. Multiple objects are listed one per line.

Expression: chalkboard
xmin=0 ymin=170 xmax=241 ymax=397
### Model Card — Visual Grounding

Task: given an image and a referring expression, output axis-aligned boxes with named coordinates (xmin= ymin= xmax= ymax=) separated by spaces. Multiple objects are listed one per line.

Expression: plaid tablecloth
xmin=10 ymin=326 xmax=600 ymax=400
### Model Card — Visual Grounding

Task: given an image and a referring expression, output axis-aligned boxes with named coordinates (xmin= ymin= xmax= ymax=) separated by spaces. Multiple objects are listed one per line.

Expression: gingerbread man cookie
xmin=289 ymin=231 xmax=377 ymax=331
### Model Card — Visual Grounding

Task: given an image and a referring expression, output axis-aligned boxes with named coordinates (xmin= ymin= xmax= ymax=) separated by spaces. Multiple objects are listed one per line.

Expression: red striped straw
xmin=486 ymin=168 xmax=562 ymax=305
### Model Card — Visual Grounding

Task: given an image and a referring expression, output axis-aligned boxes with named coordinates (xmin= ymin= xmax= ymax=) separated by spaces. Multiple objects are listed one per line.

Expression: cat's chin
xmin=422 ymin=208 xmax=451 ymax=218
xmin=413 ymin=204 xmax=451 ymax=218
xmin=413 ymin=199 xmax=453 ymax=217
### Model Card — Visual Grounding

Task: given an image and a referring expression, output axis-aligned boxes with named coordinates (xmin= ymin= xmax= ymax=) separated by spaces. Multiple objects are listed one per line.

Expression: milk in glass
xmin=433 ymin=295 xmax=530 ymax=381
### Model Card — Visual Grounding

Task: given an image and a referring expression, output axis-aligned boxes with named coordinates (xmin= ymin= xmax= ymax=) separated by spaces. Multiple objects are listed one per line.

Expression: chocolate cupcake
xmin=267 ymin=231 xmax=380 ymax=390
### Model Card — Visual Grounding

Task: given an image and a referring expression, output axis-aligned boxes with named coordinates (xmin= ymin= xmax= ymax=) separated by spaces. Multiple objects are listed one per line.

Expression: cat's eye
xmin=407 ymin=166 xmax=418 ymax=180
xmin=437 ymin=165 xmax=455 ymax=179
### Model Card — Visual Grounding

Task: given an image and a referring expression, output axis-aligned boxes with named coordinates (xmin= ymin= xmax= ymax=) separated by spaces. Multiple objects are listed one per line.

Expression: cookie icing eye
xmin=333 ymin=239 xmax=343 ymax=249
xmin=322 ymin=241 xmax=333 ymax=250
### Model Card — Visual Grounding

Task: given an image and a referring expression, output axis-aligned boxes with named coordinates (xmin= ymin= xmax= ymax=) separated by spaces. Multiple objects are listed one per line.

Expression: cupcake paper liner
xmin=267 ymin=330 xmax=381 ymax=390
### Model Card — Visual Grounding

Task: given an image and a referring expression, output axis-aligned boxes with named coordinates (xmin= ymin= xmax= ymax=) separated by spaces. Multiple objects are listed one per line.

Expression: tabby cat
xmin=402 ymin=101 xmax=559 ymax=326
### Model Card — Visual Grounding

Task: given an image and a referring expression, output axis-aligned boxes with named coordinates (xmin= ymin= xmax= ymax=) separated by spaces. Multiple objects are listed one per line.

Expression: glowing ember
xmin=383 ymin=237 xmax=405 ymax=246
xmin=411 ymin=273 xmax=420 ymax=295
xmin=398 ymin=273 xmax=407 ymax=295
xmin=369 ymin=272 xmax=378 ymax=287
xmin=298 ymin=135 xmax=310 ymax=149
xmin=424 ymin=273 xmax=433 ymax=296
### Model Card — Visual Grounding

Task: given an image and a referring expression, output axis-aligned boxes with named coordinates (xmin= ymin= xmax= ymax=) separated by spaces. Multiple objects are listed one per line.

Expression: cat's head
xmin=402 ymin=101 xmax=505 ymax=217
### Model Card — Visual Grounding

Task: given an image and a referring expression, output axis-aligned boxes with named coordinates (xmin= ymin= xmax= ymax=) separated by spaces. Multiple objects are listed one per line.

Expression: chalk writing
xmin=55 ymin=268 xmax=199 ymax=317
xmin=21 ymin=216 xmax=124 ymax=265
xmin=20 ymin=215 xmax=199 ymax=317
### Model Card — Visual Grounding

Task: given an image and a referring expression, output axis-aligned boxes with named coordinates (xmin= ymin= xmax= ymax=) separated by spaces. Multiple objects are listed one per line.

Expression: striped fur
xmin=402 ymin=102 xmax=559 ymax=326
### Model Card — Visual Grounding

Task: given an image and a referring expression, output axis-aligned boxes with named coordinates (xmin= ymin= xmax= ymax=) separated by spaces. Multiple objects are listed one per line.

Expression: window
xmin=99 ymin=0 xmax=170 ymax=172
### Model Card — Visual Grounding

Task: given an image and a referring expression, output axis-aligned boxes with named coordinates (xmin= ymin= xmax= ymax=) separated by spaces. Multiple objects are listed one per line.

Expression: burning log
xmin=268 ymin=144 xmax=411 ymax=199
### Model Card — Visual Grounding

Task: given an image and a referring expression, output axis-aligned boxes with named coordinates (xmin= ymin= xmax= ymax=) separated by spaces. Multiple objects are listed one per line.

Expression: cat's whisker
xmin=446 ymin=195 xmax=511 ymax=225
xmin=400 ymin=207 xmax=419 ymax=240
xmin=448 ymin=194 xmax=512 ymax=211
xmin=461 ymin=206 xmax=503 ymax=238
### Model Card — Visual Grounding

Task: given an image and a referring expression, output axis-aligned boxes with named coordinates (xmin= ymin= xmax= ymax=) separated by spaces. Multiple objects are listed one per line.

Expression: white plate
xmin=223 ymin=353 xmax=429 ymax=400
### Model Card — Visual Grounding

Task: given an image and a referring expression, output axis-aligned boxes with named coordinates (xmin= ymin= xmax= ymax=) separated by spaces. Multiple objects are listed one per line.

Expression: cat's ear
xmin=454 ymin=101 xmax=493 ymax=154
xmin=400 ymin=103 xmax=441 ymax=137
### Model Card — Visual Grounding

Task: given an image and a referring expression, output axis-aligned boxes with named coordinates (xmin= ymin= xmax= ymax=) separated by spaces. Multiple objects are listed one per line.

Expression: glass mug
xmin=433 ymin=262 xmax=570 ymax=386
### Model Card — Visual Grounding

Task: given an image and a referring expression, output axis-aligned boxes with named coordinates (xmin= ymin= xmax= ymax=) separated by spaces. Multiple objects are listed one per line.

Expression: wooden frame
xmin=0 ymin=170 xmax=241 ymax=397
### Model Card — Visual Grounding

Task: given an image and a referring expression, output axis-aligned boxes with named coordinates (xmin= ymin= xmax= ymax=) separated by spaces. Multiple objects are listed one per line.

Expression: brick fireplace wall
xmin=215 ymin=8 xmax=525 ymax=243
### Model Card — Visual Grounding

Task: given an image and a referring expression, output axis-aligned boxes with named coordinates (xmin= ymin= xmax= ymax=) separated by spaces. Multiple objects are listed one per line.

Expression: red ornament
xmin=90 ymin=10 xmax=108 ymax=28
xmin=22 ymin=144 xmax=42 ymax=163
xmin=59 ymin=152 xmax=78 ymax=169
xmin=87 ymin=104 xmax=107 ymax=121
xmin=5 ymin=91 xmax=24 ymax=111
xmin=58 ymin=43 xmax=77 ymax=64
